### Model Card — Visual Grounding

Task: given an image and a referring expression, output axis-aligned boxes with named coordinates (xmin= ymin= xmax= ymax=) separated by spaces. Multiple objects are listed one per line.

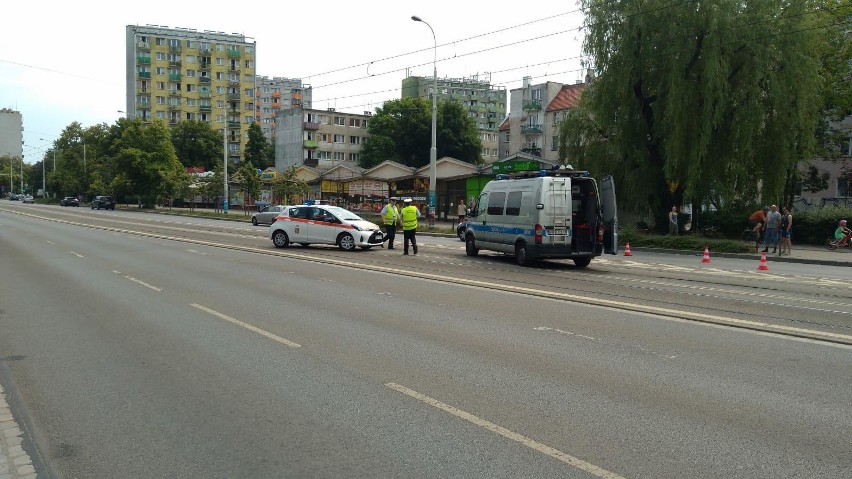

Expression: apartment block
xmin=275 ymin=107 xmax=371 ymax=170
xmin=502 ymin=78 xmax=565 ymax=163
xmin=255 ymin=76 xmax=312 ymax=141
xmin=125 ymin=25 xmax=256 ymax=163
xmin=401 ymin=74 xmax=506 ymax=164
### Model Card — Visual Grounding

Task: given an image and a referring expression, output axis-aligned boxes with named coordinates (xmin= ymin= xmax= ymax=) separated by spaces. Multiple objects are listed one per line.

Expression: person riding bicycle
xmin=835 ymin=220 xmax=852 ymax=247
xmin=748 ymin=207 xmax=770 ymax=241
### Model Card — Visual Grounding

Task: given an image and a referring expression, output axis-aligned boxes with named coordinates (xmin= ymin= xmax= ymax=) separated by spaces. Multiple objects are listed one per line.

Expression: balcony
xmin=521 ymin=147 xmax=542 ymax=157
xmin=303 ymin=140 xmax=318 ymax=149
xmin=271 ymin=101 xmax=281 ymax=109
xmin=168 ymin=105 xmax=182 ymax=111
xmin=304 ymin=121 xmax=320 ymax=130
xmin=137 ymin=56 xmax=151 ymax=64
xmin=228 ymin=149 xmax=240 ymax=157
xmin=199 ymin=77 xmax=211 ymax=83
xmin=137 ymin=71 xmax=151 ymax=79
xmin=136 ymin=102 xmax=151 ymax=110
xmin=200 ymin=47 xmax=211 ymax=54
xmin=169 ymin=46 xmax=182 ymax=53
xmin=521 ymin=124 xmax=542 ymax=134
xmin=199 ymin=91 xmax=211 ymax=99
xmin=227 ymin=50 xmax=241 ymax=59
xmin=200 ymin=62 xmax=210 ymax=70
xmin=229 ymin=66 xmax=240 ymax=73
xmin=228 ymin=92 xmax=241 ymax=100
xmin=228 ymin=79 xmax=240 ymax=87
xmin=169 ymin=60 xmax=182 ymax=67
xmin=271 ymin=91 xmax=281 ymax=98
xmin=523 ymin=100 xmax=542 ymax=111
xmin=137 ymin=41 xmax=150 ymax=50
xmin=169 ymin=73 xmax=182 ymax=81
xmin=228 ymin=121 xmax=241 ymax=129
xmin=169 ymin=90 xmax=182 ymax=96
xmin=200 ymin=105 xmax=212 ymax=112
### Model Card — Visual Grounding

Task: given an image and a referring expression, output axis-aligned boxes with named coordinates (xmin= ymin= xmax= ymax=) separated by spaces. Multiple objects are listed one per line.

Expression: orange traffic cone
xmin=701 ymin=246 xmax=711 ymax=263
xmin=624 ymin=242 xmax=633 ymax=256
xmin=758 ymin=251 xmax=769 ymax=271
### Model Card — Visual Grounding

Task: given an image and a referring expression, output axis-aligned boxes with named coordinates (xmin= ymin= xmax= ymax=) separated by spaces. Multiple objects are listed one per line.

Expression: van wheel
xmin=465 ymin=236 xmax=479 ymax=256
xmin=573 ymin=257 xmax=592 ymax=268
xmin=515 ymin=243 xmax=532 ymax=266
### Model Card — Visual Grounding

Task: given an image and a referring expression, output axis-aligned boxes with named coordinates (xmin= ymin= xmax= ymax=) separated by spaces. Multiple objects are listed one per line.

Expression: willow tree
xmin=577 ymin=0 xmax=828 ymax=227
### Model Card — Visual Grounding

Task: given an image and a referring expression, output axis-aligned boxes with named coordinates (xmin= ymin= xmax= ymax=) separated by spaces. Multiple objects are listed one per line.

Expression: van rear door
xmin=600 ymin=176 xmax=618 ymax=255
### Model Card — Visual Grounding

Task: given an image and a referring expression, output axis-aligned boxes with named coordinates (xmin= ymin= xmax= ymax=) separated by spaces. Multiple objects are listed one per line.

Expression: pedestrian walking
xmin=763 ymin=204 xmax=782 ymax=253
xmin=400 ymin=198 xmax=422 ymax=255
xmin=380 ymin=197 xmax=401 ymax=249
xmin=779 ymin=206 xmax=793 ymax=255
xmin=668 ymin=206 xmax=678 ymax=235
xmin=457 ymin=200 xmax=467 ymax=223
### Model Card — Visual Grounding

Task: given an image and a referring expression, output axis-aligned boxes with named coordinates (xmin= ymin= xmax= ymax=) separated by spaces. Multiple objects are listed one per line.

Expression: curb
xmin=629 ymin=247 xmax=851 ymax=267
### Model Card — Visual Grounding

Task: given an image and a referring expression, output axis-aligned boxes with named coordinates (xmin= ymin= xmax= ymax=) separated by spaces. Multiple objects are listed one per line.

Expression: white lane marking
xmin=46 ymin=240 xmax=55 ymax=244
xmin=187 ymin=249 xmax=208 ymax=255
xmin=112 ymin=270 xmax=162 ymax=291
xmin=534 ymin=327 xmax=678 ymax=360
xmin=385 ymin=382 xmax=626 ymax=479
xmin=69 ymin=251 xmax=84 ymax=258
xmin=190 ymin=303 xmax=301 ymax=348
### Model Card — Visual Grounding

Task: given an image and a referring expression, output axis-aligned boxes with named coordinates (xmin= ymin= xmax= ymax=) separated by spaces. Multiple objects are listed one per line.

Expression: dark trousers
xmin=403 ymin=229 xmax=418 ymax=254
xmin=384 ymin=224 xmax=396 ymax=248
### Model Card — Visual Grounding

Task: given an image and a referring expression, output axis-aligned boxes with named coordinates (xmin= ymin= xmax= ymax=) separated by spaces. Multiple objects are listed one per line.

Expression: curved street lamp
xmin=411 ymin=15 xmax=438 ymax=219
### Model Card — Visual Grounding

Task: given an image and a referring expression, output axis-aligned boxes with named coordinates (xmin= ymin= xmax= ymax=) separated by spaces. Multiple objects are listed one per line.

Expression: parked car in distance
xmin=269 ymin=204 xmax=384 ymax=251
xmin=91 ymin=195 xmax=115 ymax=210
xmin=22 ymin=195 xmax=35 ymax=204
xmin=9 ymin=194 xmax=19 ymax=201
xmin=60 ymin=196 xmax=80 ymax=207
xmin=251 ymin=204 xmax=291 ymax=226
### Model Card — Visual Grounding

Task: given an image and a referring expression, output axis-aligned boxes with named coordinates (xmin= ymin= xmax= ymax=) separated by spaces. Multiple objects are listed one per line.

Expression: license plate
xmin=554 ymin=228 xmax=565 ymax=235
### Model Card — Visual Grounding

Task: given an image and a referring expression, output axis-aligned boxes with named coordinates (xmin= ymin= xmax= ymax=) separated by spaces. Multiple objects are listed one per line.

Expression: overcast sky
xmin=1 ymin=0 xmax=587 ymax=164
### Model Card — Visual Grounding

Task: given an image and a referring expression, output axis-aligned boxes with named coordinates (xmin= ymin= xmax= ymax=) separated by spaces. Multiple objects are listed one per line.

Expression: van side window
xmin=487 ymin=192 xmax=506 ymax=215
xmin=471 ymin=194 xmax=487 ymax=217
xmin=505 ymin=191 xmax=522 ymax=216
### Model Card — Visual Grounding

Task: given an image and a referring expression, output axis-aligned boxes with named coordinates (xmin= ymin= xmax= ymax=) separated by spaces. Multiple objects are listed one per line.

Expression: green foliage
xmin=788 ymin=207 xmax=852 ymax=244
xmin=236 ymin=160 xmax=261 ymax=205
xmin=619 ymin=226 xmax=749 ymax=253
xmin=245 ymin=123 xmax=274 ymax=170
xmin=169 ymin=120 xmax=224 ymax=170
xmin=578 ymin=0 xmax=827 ymax=227
xmin=114 ymin=119 xmax=185 ymax=205
xmin=271 ymin=166 xmax=310 ymax=204
xmin=359 ymin=97 xmax=482 ymax=169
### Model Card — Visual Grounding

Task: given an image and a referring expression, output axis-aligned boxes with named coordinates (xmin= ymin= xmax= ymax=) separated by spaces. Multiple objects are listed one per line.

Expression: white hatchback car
xmin=269 ymin=205 xmax=384 ymax=251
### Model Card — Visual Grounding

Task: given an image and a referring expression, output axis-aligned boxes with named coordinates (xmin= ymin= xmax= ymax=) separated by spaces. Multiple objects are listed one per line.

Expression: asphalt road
xmin=1 ymin=204 xmax=851 ymax=478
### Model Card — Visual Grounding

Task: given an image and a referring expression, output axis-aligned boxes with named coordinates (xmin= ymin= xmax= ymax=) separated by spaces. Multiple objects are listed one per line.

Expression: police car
xmin=269 ymin=204 xmax=384 ymax=251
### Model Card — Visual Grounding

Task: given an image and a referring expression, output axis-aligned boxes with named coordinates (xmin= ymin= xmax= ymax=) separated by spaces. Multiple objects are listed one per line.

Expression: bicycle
xmin=740 ymin=227 xmax=766 ymax=251
xmin=825 ymin=237 xmax=852 ymax=251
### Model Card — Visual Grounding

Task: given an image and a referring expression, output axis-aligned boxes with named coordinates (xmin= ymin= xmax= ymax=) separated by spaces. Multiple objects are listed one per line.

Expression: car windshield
xmin=325 ymin=206 xmax=362 ymax=221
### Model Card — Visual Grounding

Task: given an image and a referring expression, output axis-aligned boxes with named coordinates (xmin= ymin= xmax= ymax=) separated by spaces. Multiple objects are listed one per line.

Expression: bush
xmin=620 ymin=225 xmax=749 ymax=253
xmin=790 ymin=207 xmax=852 ymax=245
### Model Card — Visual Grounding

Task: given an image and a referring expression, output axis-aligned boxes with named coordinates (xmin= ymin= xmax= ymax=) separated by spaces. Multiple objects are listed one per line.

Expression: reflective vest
xmin=401 ymin=205 xmax=419 ymax=231
xmin=383 ymin=204 xmax=399 ymax=225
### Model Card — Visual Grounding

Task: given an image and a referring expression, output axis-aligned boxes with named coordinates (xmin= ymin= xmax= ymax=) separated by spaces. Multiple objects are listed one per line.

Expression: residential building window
xmin=349 ymin=136 xmax=361 ymax=145
xmin=551 ymin=136 xmax=558 ymax=151
xmin=318 ymin=133 xmax=330 ymax=142
xmin=186 ymin=40 xmax=195 ymax=48
xmin=156 ymin=38 xmax=165 ymax=46
xmin=216 ymin=58 xmax=224 ymax=66
xmin=334 ymin=116 xmax=345 ymax=126
xmin=334 ymin=134 xmax=345 ymax=143
xmin=217 ymin=100 xmax=224 ymax=108
xmin=186 ymin=70 xmax=196 ymax=78
xmin=168 ymin=39 xmax=180 ymax=48
xmin=334 ymin=152 xmax=345 ymax=161
xmin=349 ymin=118 xmax=362 ymax=127
xmin=246 ymin=46 xmax=253 ymax=54
xmin=186 ymin=55 xmax=196 ymax=64
xmin=492 ymin=149 xmax=498 ymax=156
xmin=156 ymin=81 xmax=165 ymax=90
xmin=157 ymin=111 xmax=166 ymax=119
xmin=185 ymin=98 xmax=196 ymax=106
xmin=185 ymin=112 xmax=196 ymax=120
xmin=317 ymin=150 xmax=331 ymax=160
xmin=216 ymin=44 xmax=225 ymax=52
xmin=156 ymin=67 xmax=166 ymax=75
xmin=503 ymin=132 xmax=510 ymax=142
xmin=156 ymin=96 xmax=166 ymax=104
xmin=531 ymin=89 xmax=542 ymax=100
xmin=156 ymin=52 xmax=166 ymax=61
xmin=185 ymin=84 xmax=195 ymax=92
xmin=137 ymin=95 xmax=150 ymax=105
xmin=244 ymin=60 xmax=253 ymax=68
xmin=349 ymin=153 xmax=358 ymax=162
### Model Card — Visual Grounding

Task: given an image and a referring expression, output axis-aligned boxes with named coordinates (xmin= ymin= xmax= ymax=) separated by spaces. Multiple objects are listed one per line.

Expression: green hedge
xmin=620 ymin=226 xmax=750 ymax=253
xmin=686 ymin=206 xmax=852 ymax=246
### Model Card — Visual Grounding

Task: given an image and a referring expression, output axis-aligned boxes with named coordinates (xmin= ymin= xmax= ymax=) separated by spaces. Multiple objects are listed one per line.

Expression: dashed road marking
xmin=191 ymin=303 xmax=301 ymax=348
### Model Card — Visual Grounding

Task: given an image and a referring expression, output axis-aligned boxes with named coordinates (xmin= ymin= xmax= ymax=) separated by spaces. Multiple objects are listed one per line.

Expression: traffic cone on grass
xmin=758 ymin=251 xmax=769 ymax=271
xmin=624 ymin=242 xmax=633 ymax=256
xmin=701 ymin=246 xmax=711 ymax=263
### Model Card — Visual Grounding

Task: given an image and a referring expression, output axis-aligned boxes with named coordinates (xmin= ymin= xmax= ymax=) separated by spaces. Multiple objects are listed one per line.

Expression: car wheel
xmin=465 ymin=236 xmax=479 ymax=256
xmin=251 ymin=217 xmax=258 ymax=226
xmin=457 ymin=224 xmax=465 ymax=241
xmin=515 ymin=242 xmax=531 ymax=266
xmin=573 ymin=257 xmax=592 ymax=268
xmin=272 ymin=230 xmax=290 ymax=248
xmin=338 ymin=233 xmax=356 ymax=251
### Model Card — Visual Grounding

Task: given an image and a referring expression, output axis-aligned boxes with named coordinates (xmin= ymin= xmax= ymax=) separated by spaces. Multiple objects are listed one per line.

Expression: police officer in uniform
xmin=401 ymin=198 xmax=422 ymax=255
xmin=380 ymin=197 xmax=401 ymax=249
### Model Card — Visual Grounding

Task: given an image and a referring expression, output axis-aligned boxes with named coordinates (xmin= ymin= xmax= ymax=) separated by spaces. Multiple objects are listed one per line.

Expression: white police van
xmin=461 ymin=166 xmax=617 ymax=267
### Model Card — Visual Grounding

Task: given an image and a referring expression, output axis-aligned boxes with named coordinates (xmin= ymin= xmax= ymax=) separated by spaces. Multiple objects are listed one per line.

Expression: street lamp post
xmin=39 ymin=138 xmax=47 ymax=198
xmin=411 ymin=15 xmax=438 ymax=219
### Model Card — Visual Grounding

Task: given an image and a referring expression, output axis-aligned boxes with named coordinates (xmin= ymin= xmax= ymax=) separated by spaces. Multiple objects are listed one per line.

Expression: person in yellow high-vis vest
xmin=380 ymin=197 xmax=401 ymax=249
xmin=400 ymin=198 xmax=422 ymax=255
